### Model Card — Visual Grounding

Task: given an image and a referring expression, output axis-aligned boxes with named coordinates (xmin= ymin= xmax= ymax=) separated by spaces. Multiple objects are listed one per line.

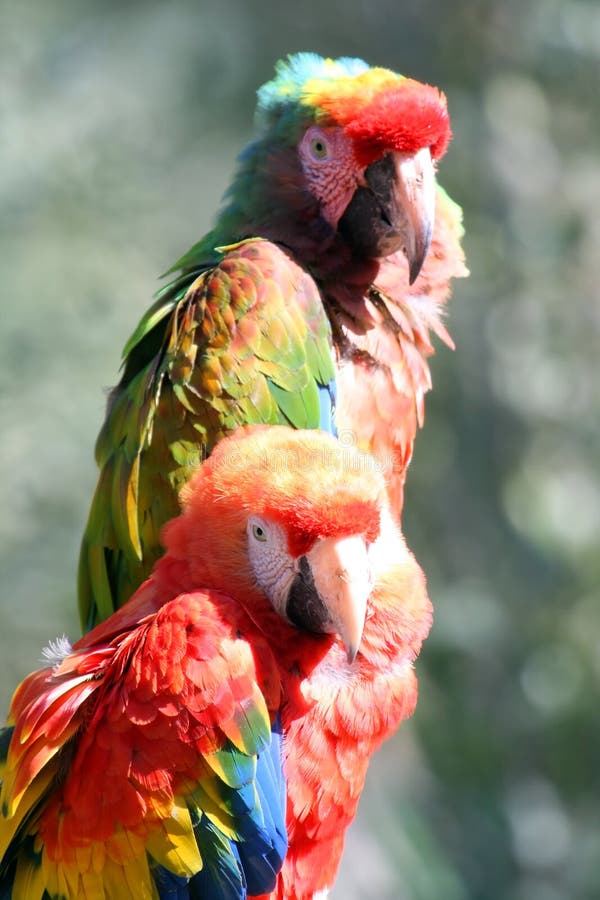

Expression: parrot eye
xmin=251 ymin=523 xmax=268 ymax=542
xmin=301 ymin=126 xmax=332 ymax=163
xmin=309 ymin=137 xmax=328 ymax=160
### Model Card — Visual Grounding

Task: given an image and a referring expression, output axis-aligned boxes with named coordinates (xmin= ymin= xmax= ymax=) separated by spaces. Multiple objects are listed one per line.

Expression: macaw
xmin=78 ymin=52 xmax=467 ymax=632
xmin=0 ymin=426 xmax=432 ymax=900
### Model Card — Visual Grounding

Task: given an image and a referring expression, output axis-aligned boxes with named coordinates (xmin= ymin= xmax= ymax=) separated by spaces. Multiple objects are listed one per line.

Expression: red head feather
xmin=178 ymin=426 xmax=384 ymax=558
xmin=258 ymin=56 xmax=452 ymax=167
xmin=310 ymin=75 xmax=451 ymax=167
xmin=340 ymin=80 xmax=451 ymax=166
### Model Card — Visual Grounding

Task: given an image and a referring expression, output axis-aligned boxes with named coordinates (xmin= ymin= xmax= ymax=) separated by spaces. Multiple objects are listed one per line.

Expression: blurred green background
xmin=1 ymin=1 xmax=599 ymax=897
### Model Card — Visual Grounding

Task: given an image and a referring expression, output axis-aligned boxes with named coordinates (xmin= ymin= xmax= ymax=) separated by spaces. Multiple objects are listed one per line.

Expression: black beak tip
xmin=406 ymin=225 xmax=433 ymax=285
xmin=407 ymin=248 xmax=427 ymax=285
xmin=408 ymin=257 xmax=422 ymax=285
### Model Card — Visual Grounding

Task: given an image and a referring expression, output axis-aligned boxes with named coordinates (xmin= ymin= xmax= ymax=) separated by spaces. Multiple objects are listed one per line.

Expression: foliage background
xmin=1 ymin=1 xmax=599 ymax=897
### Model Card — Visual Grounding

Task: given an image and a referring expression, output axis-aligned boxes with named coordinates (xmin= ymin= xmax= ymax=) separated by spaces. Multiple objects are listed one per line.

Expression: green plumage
xmin=78 ymin=239 xmax=334 ymax=630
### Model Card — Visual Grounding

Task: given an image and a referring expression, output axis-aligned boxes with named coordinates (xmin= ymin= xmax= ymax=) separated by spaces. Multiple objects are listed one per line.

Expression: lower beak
xmin=286 ymin=535 xmax=372 ymax=663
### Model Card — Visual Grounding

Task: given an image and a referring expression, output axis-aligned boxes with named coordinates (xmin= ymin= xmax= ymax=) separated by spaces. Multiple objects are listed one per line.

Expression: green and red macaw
xmin=78 ymin=52 xmax=467 ymax=632
xmin=0 ymin=426 xmax=432 ymax=900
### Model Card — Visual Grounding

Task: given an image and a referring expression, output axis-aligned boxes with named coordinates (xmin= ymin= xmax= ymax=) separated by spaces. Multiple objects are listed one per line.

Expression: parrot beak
xmin=286 ymin=535 xmax=372 ymax=663
xmin=338 ymin=146 xmax=436 ymax=282
xmin=390 ymin=148 xmax=436 ymax=284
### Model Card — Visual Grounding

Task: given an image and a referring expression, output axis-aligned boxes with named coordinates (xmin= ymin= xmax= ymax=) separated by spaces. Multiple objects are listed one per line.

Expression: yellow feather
xmin=54 ymin=861 xmax=70 ymax=900
xmin=101 ymin=858 xmax=137 ymax=899
xmin=190 ymin=766 xmax=261 ymax=841
xmin=145 ymin=798 xmax=202 ymax=877
xmin=90 ymin=839 xmax=107 ymax=874
xmin=80 ymin=868 xmax=108 ymax=900
xmin=73 ymin=841 xmax=93 ymax=875
xmin=189 ymin=784 xmax=238 ymax=840
xmin=62 ymin=863 xmax=89 ymax=900
xmin=12 ymin=853 xmax=46 ymax=900
xmin=121 ymin=853 xmax=159 ymax=900
xmin=104 ymin=827 xmax=145 ymax=866
xmin=0 ymin=766 xmax=54 ymax=859
xmin=303 ymin=66 xmax=403 ymax=114
xmin=94 ymin=829 xmax=159 ymax=899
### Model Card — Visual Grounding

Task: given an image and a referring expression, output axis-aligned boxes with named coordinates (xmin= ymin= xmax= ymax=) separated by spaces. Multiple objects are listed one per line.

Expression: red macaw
xmin=0 ymin=426 xmax=432 ymax=899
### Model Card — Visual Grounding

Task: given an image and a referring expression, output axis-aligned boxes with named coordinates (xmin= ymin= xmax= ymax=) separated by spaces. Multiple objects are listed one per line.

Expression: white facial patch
xmin=298 ymin=125 xmax=361 ymax=228
xmin=246 ymin=515 xmax=297 ymax=616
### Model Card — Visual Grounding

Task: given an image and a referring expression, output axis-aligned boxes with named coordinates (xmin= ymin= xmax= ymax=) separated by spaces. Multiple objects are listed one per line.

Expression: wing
xmin=0 ymin=590 xmax=286 ymax=900
xmin=78 ymin=239 xmax=335 ymax=630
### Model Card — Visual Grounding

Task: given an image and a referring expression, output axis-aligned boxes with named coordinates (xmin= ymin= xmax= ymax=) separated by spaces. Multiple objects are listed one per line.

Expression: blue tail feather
xmin=237 ymin=725 xmax=287 ymax=895
xmin=155 ymin=723 xmax=287 ymax=899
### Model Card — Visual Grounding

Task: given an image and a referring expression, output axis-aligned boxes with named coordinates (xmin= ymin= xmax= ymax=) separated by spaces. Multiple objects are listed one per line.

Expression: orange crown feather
xmin=178 ymin=426 xmax=384 ymax=557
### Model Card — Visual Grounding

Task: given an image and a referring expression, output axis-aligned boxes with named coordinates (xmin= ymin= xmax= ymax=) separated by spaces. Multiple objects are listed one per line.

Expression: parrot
xmin=78 ymin=51 xmax=467 ymax=632
xmin=0 ymin=425 xmax=432 ymax=900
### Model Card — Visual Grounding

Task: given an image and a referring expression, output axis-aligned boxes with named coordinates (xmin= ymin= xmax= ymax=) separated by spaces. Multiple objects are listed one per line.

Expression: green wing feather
xmin=78 ymin=238 xmax=334 ymax=631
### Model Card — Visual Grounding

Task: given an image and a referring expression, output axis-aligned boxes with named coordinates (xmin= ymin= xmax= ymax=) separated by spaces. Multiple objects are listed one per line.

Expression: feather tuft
xmin=39 ymin=635 xmax=73 ymax=668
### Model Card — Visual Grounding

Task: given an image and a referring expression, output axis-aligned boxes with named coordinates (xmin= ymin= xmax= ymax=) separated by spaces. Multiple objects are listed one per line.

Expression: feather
xmin=12 ymin=850 xmax=46 ymax=900
xmin=145 ymin=799 xmax=202 ymax=877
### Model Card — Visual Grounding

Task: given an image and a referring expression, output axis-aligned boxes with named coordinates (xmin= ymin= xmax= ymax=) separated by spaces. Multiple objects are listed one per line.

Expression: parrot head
xmin=225 ymin=53 xmax=452 ymax=282
xmin=166 ymin=426 xmax=389 ymax=661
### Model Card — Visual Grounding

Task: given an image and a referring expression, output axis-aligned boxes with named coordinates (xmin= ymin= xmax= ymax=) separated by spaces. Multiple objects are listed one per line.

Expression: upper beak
xmin=286 ymin=535 xmax=372 ymax=663
xmin=338 ymin=146 xmax=436 ymax=283
xmin=391 ymin=147 xmax=436 ymax=284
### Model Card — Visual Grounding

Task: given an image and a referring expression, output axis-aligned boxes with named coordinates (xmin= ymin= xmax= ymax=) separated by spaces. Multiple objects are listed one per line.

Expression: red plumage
xmin=323 ymin=79 xmax=452 ymax=165
xmin=0 ymin=426 xmax=431 ymax=899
